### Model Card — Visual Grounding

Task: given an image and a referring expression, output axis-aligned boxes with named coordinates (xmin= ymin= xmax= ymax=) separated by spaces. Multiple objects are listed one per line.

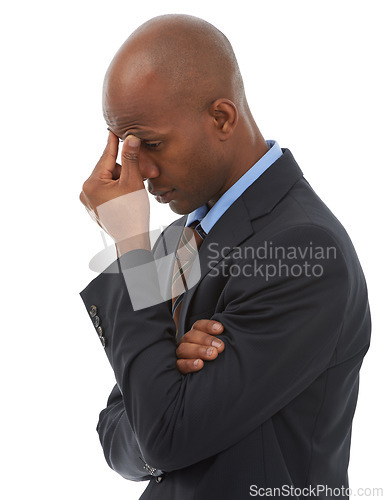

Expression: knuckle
xmin=180 ymin=331 xmax=190 ymax=342
xmin=187 ymin=329 xmax=202 ymax=343
xmin=176 ymin=360 xmax=187 ymax=374
xmin=176 ymin=343 xmax=186 ymax=357
xmin=122 ymin=151 xmax=139 ymax=162
xmin=82 ymin=179 xmax=93 ymax=195
xmin=183 ymin=330 xmax=197 ymax=344
xmin=191 ymin=320 xmax=202 ymax=330
xmin=81 ymin=180 xmax=89 ymax=193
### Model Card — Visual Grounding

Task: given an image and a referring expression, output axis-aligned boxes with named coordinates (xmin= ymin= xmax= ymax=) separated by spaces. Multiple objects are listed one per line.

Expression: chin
xmin=169 ymin=203 xmax=189 ymax=215
xmin=169 ymin=199 xmax=196 ymax=216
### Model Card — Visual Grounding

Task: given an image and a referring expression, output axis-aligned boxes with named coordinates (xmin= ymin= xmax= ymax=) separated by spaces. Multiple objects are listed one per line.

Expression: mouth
xmin=149 ymin=188 xmax=176 ymax=204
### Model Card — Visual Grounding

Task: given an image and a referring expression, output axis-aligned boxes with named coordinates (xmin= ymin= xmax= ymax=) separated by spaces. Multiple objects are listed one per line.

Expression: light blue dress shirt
xmin=186 ymin=140 xmax=283 ymax=233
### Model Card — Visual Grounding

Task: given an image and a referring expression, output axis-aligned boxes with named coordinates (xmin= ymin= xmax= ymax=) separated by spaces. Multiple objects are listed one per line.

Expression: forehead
xmin=103 ymin=70 xmax=178 ymax=138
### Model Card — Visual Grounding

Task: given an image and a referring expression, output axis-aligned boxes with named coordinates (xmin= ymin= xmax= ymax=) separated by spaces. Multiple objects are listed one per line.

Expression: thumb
xmin=120 ymin=135 xmax=142 ymax=186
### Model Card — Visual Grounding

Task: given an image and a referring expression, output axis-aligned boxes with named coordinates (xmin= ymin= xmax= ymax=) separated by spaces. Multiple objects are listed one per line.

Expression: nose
xmin=139 ymin=150 xmax=160 ymax=181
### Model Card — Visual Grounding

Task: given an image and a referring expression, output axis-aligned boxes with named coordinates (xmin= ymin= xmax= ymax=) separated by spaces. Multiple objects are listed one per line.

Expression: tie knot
xmin=194 ymin=222 xmax=207 ymax=241
xmin=189 ymin=220 xmax=206 ymax=248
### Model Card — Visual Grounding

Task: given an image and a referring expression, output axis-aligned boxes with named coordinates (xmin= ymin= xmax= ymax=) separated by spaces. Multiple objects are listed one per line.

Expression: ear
xmin=209 ymin=98 xmax=238 ymax=141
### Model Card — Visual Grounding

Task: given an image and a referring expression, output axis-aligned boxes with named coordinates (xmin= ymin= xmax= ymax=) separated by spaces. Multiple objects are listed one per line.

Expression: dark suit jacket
xmin=80 ymin=149 xmax=371 ymax=499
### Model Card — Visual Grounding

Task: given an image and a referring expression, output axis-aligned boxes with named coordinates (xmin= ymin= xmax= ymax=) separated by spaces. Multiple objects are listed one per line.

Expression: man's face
xmin=103 ymin=77 xmax=229 ymax=215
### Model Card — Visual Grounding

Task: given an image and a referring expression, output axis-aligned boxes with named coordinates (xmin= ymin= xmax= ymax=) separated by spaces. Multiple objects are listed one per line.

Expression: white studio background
xmin=1 ymin=1 xmax=382 ymax=498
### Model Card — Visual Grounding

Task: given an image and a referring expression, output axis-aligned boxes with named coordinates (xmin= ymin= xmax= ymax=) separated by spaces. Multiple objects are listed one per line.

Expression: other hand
xmin=176 ymin=319 xmax=225 ymax=375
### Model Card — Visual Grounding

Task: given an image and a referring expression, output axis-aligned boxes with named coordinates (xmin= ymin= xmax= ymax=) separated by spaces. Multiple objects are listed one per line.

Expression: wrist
xmin=115 ymin=233 xmax=151 ymax=258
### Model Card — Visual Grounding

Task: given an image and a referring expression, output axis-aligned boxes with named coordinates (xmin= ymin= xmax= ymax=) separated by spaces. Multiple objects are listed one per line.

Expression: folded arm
xmin=81 ymin=225 xmax=349 ymax=473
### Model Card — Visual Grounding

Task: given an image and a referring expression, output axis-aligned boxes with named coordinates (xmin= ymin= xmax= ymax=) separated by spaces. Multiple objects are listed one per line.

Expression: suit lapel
xmin=177 ymin=148 xmax=303 ymax=337
xmin=177 ymin=197 xmax=253 ymax=337
xmin=152 ymin=216 xmax=187 ymax=303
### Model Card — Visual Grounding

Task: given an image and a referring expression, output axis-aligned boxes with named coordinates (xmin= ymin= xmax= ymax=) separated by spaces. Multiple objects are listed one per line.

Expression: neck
xmin=208 ymin=121 xmax=269 ymax=208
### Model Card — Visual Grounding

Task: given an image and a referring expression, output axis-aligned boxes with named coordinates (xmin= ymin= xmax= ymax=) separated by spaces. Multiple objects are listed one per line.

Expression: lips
xmin=149 ymin=188 xmax=175 ymax=204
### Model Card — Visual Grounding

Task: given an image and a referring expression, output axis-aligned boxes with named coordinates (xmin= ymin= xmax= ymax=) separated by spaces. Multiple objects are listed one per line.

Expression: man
xmin=79 ymin=14 xmax=371 ymax=500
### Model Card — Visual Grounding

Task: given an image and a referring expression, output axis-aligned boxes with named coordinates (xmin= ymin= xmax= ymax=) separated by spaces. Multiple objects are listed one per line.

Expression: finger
xmin=176 ymin=359 xmax=204 ymax=375
xmin=180 ymin=328 xmax=225 ymax=352
xmin=191 ymin=319 xmax=224 ymax=335
xmin=103 ymin=130 xmax=119 ymax=158
xmin=176 ymin=342 xmax=219 ymax=360
xmin=120 ymin=135 xmax=143 ymax=187
xmin=90 ymin=131 xmax=119 ymax=179
xmin=92 ymin=131 xmax=119 ymax=177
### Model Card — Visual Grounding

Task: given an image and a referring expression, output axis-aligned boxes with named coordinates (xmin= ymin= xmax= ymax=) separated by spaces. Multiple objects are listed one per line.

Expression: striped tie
xmin=171 ymin=221 xmax=206 ymax=337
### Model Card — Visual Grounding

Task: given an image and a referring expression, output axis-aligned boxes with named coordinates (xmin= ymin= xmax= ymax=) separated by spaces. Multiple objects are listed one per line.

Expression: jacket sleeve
xmin=80 ymin=224 xmax=352 ymax=473
xmin=96 ymin=384 xmax=164 ymax=481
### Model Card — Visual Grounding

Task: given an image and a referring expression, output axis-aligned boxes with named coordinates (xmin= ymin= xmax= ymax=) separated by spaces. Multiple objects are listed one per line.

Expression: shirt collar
xmin=186 ymin=140 xmax=282 ymax=233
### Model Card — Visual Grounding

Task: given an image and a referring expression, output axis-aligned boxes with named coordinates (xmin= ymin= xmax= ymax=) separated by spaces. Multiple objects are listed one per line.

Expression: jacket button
xmin=155 ymin=476 xmax=163 ymax=483
xmin=99 ymin=336 xmax=106 ymax=348
xmin=92 ymin=315 xmax=100 ymax=328
xmin=89 ymin=305 xmax=97 ymax=318
xmin=96 ymin=326 xmax=103 ymax=337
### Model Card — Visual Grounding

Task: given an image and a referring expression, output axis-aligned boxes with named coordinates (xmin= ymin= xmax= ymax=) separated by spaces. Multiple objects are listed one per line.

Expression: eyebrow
xmin=119 ymin=128 xmax=158 ymax=142
xmin=120 ymin=131 xmax=132 ymax=141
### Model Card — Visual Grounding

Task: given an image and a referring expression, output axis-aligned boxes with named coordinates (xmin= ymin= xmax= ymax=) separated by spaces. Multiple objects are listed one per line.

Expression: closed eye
xmin=144 ymin=142 xmax=161 ymax=149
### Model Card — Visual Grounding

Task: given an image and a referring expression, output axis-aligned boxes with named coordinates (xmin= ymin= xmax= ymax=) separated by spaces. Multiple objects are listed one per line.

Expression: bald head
xmin=101 ymin=15 xmax=267 ymax=215
xmin=103 ymin=14 xmax=247 ymax=125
